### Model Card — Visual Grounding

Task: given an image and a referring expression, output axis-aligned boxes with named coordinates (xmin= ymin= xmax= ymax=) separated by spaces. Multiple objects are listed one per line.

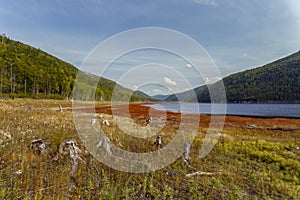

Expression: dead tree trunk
xmin=58 ymin=103 xmax=63 ymax=112
xmin=97 ymin=136 xmax=112 ymax=155
xmin=59 ymin=140 xmax=83 ymax=190
xmin=182 ymin=143 xmax=191 ymax=166
xmin=0 ymin=67 xmax=3 ymax=97
xmin=10 ymin=63 xmax=13 ymax=98
xmin=24 ymin=78 xmax=26 ymax=95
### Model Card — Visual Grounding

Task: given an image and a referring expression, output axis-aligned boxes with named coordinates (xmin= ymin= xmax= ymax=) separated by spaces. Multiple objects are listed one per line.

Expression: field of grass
xmin=0 ymin=99 xmax=299 ymax=199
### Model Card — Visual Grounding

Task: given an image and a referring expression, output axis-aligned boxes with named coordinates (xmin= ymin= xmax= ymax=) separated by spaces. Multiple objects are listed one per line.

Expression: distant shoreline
xmin=143 ymin=102 xmax=300 ymax=119
xmin=83 ymin=102 xmax=300 ymax=120
xmin=156 ymin=101 xmax=300 ymax=104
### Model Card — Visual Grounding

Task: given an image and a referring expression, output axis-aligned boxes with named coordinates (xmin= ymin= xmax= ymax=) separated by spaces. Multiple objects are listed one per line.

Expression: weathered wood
xmin=60 ymin=140 xmax=83 ymax=176
xmin=30 ymin=139 xmax=50 ymax=155
xmin=97 ymin=136 xmax=112 ymax=155
xmin=267 ymin=127 xmax=300 ymax=131
xmin=145 ymin=115 xmax=152 ymax=125
xmin=182 ymin=143 xmax=191 ymax=166
xmin=154 ymin=135 xmax=162 ymax=148
xmin=247 ymin=124 xmax=257 ymax=129
xmin=185 ymin=171 xmax=221 ymax=177
xmin=58 ymin=103 xmax=63 ymax=112
xmin=91 ymin=118 xmax=97 ymax=125
xmin=101 ymin=119 xmax=110 ymax=126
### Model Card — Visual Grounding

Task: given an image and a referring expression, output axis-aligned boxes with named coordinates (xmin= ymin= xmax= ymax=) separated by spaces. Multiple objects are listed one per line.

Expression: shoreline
xmin=202 ymin=113 xmax=300 ymax=120
xmin=143 ymin=102 xmax=300 ymax=119
xmin=88 ymin=103 xmax=300 ymax=130
xmin=83 ymin=102 xmax=300 ymax=120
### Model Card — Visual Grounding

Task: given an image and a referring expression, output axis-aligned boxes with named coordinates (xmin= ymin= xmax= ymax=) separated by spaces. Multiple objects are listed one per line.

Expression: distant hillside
xmin=135 ymin=90 xmax=153 ymax=99
xmin=166 ymin=51 xmax=300 ymax=103
xmin=165 ymin=85 xmax=208 ymax=102
xmin=151 ymin=94 xmax=170 ymax=100
xmin=0 ymin=35 xmax=151 ymax=101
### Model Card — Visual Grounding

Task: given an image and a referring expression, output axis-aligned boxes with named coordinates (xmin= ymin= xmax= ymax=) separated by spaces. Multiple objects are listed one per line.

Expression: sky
xmin=0 ymin=0 xmax=300 ymax=95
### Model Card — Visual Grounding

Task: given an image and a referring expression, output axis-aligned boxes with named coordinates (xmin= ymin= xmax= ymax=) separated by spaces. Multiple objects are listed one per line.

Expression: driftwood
xmin=30 ymin=139 xmax=50 ymax=155
xmin=285 ymin=147 xmax=300 ymax=152
xmin=58 ymin=103 xmax=63 ymax=112
xmin=247 ymin=124 xmax=257 ymax=129
xmin=98 ymin=114 xmax=103 ymax=118
xmin=243 ymin=123 xmax=300 ymax=131
xmin=97 ymin=136 xmax=112 ymax=155
xmin=101 ymin=119 xmax=110 ymax=126
xmin=60 ymin=140 xmax=84 ymax=175
xmin=154 ymin=135 xmax=162 ymax=148
xmin=182 ymin=143 xmax=191 ymax=166
xmin=145 ymin=115 xmax=152 ymax=125
xmin=91 ymin=118 xmax=97 ymax=125
xmin=166 ymin=170 xmax=221 ymax=178
xmin=59 ymin=140 xmax=84 ymax=190
xmin=185 ymin=171 xmax=221 ymax=177
xmin=267 ymin=127 xmax=300 ymax=131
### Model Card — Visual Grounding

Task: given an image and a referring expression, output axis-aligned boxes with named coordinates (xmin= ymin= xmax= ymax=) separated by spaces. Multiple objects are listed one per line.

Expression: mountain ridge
xmin=1 ymin=35 xmax=299 ymax=103
xmin=166 ymin=50 xmax=300 ymax=103
xmin=0 ymin=35 xmax=152 ymax=101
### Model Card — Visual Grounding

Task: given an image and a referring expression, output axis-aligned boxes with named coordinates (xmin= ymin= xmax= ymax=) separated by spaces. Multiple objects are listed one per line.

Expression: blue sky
xmin=1 ymin=0 xmax=300 ymax=95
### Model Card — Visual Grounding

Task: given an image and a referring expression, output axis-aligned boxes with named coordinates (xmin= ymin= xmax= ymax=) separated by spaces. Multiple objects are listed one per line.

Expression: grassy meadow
xmin=0 ymin=99 xmax=299 ymax=199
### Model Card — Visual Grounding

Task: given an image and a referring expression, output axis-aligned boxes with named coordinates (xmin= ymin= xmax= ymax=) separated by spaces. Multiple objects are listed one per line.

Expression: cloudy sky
xmin=1 ymin=0 xmax=300 ymax=95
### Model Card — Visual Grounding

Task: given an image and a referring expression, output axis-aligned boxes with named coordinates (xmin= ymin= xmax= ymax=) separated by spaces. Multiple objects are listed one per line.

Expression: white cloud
xmin=192 ymin=0 xmax=218 ymax=6
xmin=164 ymin=77 xmax=176 ymax=86
xmin=152 ymin=89 xmax=163 ymax=94
xmin=204 ymin=76 xmax=222 ymax=84
xmin=186 ymin=63 xmax=192 ymax=68
xmin=126 ymin=84 xmax=138 ymax=90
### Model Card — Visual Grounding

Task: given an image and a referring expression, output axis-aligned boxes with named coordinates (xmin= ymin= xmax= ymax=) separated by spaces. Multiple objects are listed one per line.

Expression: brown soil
xmin=77 ymin=103 xmax=300 ymax=130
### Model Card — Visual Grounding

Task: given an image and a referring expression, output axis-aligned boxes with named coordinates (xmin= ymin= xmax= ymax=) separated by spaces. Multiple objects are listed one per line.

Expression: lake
xmin=144 ymin=103 xmax=300 ymax=118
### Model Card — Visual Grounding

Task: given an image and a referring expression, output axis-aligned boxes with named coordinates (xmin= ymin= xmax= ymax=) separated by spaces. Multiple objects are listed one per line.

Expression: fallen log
xmin=185 ymin=171 xmax=221 ymax=178
xmin=267 ymin=127 xmax=300 ymax=131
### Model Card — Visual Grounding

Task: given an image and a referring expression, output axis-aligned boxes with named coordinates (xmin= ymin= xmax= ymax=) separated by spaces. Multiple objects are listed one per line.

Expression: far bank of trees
xmin=0 ymin=35 xmax=76 ymax=99
xmin=167 ymin=50 xmax=300 ymax=103
xmin=0 ymin=34 xmax=151 ymax=101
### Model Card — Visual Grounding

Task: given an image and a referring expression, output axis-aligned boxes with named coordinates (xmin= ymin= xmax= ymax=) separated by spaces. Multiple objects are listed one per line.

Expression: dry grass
xmin=0 ymin=99 xmax=299 ymax=199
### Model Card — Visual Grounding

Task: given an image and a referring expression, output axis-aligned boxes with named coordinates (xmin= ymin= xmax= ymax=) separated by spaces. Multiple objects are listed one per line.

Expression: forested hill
xmin=0 ymin=35 xmax=151 ymax=101
xmin=166 ymin=50 xmax=300 ymax=103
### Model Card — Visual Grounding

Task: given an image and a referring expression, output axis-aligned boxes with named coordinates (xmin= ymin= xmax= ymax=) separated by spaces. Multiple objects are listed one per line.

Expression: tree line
xmin=0 ymin=35 xmax=77 ymax=99
xmin=0 ymin=34 xmax=151 ymax=101
xmin=165 ymin=50 xmax=300 ymax=103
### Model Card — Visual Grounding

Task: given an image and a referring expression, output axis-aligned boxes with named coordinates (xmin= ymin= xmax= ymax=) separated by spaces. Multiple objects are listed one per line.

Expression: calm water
xmin=145 ymin=103 xmax=300 ymax=118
